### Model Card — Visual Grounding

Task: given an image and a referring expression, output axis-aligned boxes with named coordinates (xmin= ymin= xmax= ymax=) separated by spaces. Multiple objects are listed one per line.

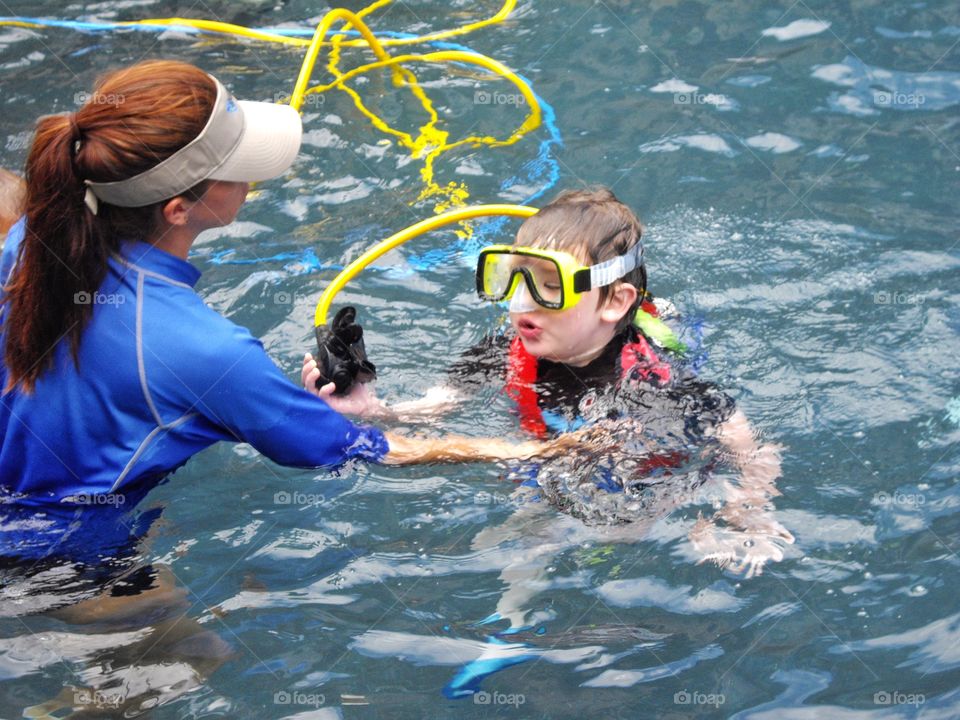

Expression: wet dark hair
xmin=516 ymin=187 xmax=646 ymax=329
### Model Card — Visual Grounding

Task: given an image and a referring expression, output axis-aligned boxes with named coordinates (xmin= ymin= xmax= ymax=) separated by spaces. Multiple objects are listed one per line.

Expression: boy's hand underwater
xmin=689 ymin=513 xmax=795 ymax=578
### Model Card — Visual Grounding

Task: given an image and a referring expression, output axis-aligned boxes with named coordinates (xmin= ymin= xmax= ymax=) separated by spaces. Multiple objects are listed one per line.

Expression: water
xmin=1 ymin=0 xmax=958 ymax=717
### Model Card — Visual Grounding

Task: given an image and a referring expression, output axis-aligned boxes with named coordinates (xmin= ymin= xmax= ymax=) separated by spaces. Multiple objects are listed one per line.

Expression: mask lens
xmin=478 ymin=249 xmax=566 ymax=309
xmin=522 ymin=256 xmax=563 ymax=306
xmin=481 ymin=252 xmax=517 ymax=299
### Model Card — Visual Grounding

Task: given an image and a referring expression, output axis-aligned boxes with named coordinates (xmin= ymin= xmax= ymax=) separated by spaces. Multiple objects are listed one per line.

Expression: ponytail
xmin=2 ymin=60 xmax=216 ymax=393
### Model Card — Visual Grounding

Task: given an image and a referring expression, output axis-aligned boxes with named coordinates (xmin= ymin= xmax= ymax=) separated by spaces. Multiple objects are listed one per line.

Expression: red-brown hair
xmin=2 ymin=60 xmax=216 ymax=393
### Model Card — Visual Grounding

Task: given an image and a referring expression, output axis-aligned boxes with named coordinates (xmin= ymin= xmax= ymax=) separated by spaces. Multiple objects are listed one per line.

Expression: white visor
xmin=85 ymin=76 xmax=302 ymax=208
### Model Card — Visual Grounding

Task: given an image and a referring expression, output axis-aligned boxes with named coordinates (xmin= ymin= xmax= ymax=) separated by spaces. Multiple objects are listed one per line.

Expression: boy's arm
xmin=714 ymin=410 xmax=790 ymax=531
xmin=380 ymin=431 xmax=545 ymax=465
xmin=381 ymin=417 xmax=619 ymax=465
xmin=689 ymin=409 xmax=794 ymax=577
xmin=299 ymin=357 xmax=587 ymax=465
xmin=301 ymin=331 xmax=509 ymax=422
xmin=301 ymin=353 xmax=462 ymax=421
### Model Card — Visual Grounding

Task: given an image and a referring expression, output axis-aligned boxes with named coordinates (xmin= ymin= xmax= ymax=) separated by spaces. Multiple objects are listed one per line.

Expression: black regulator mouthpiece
xmin=314 ymin=306 xmax=377 ymax=394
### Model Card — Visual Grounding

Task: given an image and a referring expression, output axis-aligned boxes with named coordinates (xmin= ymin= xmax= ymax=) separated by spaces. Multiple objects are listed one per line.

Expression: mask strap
xmin=588 ymin=242 xmax=643 ymax=288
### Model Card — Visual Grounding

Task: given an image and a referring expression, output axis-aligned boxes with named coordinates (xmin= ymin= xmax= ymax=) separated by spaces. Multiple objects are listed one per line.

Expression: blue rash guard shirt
xmin=0 ymin=218 xmax=389 ymax=505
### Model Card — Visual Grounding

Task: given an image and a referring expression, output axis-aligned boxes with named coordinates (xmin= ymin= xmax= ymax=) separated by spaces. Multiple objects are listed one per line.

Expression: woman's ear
xmin=599 ymin=281 xmax=638 ymax=324
xmin=160 ymin=196 xmax=194 ymax=226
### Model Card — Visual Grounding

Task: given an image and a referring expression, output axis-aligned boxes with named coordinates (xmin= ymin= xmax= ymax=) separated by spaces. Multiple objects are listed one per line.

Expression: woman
xmin=0 ymin=59 xmax=556 ymax=514
xmin=0 ymin=60 xmax=584 ymax=719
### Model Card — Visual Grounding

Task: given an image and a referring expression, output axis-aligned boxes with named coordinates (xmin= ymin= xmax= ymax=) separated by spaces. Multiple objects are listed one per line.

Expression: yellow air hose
xmin=314 ymin=204 xmax=537 ymax=327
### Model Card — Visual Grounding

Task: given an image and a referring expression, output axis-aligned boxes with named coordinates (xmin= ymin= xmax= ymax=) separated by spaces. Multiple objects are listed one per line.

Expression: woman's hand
xmin=302 ymin=352 xmax=386 ymax=418
xmin=301 ymin=352 xmax=322 ymax=395
xmin=303 ymin=353 xmax=460 ymax=422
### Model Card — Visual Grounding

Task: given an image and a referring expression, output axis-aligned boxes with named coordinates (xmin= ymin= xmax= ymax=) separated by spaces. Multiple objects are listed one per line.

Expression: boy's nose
xmin=508 ymin=280 xmax=538 ymax=313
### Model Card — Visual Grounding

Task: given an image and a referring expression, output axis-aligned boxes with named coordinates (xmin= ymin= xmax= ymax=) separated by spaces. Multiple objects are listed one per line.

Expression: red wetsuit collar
xmin=504 ymin=308 xmax=672 ymax=439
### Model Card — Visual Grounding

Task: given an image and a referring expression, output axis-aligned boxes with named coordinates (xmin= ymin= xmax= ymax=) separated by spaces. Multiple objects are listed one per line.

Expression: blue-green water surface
xmin=0 ymin=0 xmax=958 ymax=717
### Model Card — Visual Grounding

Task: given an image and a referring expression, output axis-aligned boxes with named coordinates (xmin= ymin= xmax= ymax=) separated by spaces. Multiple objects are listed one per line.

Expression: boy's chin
xmin=517 ymin=335 xmax=552 ymax=360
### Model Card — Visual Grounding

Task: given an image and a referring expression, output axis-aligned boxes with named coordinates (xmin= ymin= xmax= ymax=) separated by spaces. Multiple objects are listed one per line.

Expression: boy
xmin=466 ymin=189 xmax=792 ymax=570
xmin=304 ymin=188 xmax=793 ymax=575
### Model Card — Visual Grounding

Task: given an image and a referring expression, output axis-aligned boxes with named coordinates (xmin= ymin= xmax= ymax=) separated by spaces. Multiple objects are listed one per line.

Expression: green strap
xmin=634 ymin=307 xmax=688 ymax=355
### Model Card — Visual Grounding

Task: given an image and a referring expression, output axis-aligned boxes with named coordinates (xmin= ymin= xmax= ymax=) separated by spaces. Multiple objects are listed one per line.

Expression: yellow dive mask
xmin=476 ymin=242 xmax=644 ymax=311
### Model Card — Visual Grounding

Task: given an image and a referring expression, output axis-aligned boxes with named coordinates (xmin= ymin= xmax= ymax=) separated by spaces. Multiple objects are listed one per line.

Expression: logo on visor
xmin=226 ymin=98 xmax=239 ymax=112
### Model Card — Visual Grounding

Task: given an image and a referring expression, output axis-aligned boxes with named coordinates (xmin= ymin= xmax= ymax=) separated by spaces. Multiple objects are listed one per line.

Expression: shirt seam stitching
xmin=109 ymin=412 xmax=198 ymax=492
xmin=136 ymin=271 xmax=165 ymax=429
xmin=113 ymin=255 xmax=195 ymax=290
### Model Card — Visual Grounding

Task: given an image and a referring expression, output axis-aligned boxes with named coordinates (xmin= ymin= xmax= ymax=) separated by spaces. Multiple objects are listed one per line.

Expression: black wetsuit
xmin=449 ymin=326 xmax=734 ymax=437
xmin=449 ymin=327 xmax=736 ymax=524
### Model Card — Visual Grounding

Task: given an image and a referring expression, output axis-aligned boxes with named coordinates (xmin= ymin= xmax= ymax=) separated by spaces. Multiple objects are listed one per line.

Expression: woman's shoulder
xmin=131 ymin=277 xmax=263 ymax=369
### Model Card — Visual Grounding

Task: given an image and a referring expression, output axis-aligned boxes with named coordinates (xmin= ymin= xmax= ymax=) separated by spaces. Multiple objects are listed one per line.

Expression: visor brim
xmin=209 ymin=100 xmax=302 ymax=183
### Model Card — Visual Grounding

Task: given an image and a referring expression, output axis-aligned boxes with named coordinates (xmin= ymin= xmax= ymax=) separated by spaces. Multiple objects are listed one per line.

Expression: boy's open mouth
xmin=516 ymin=316 xmax=542 ymax=338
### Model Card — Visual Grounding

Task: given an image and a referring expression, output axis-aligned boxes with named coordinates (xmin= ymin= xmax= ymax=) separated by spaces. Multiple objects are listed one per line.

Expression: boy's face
xmin=507 ymin=244 xmax=631 ymax=366
xmin=510 ymin=287 xmax=617 ymax=366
